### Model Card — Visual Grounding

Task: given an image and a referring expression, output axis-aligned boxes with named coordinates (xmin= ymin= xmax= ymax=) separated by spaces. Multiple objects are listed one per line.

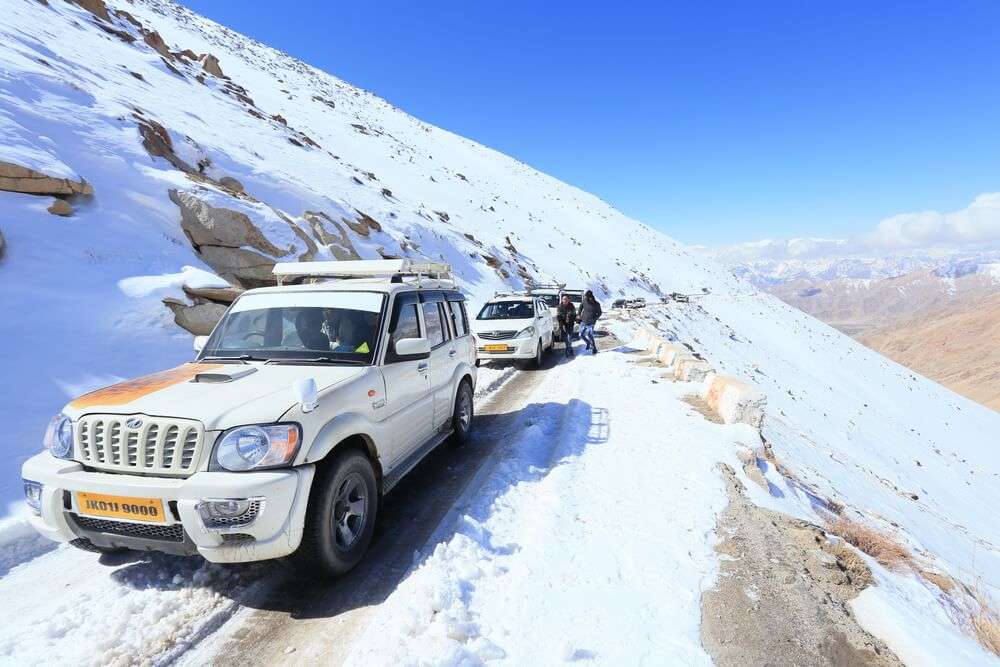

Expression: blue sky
xmin=181 ymin=1 xmax=1000 ymax=246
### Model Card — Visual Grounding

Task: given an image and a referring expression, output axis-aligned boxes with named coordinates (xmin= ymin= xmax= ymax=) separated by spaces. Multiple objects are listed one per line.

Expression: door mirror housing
xmin=393 ymin=337 xmax=431 ymax=361
xmin=193 ymin=335 xmax=208 ymax=353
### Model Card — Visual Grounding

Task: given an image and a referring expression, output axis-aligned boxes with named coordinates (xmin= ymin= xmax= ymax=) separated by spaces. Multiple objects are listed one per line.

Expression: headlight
xmin=515 ymin=326 xmax=535 ymax=339
xmin=43 ymin=414 xmax=73 ymax=459
xmin=212 ymin=424 xmax=301 ymax=471
xmin=23 ymin=480 xmax=42 ymax=515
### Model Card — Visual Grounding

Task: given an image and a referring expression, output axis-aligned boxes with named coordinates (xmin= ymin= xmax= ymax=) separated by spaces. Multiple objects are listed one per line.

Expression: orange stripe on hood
xmin=68 ymin=363 xmax=224 ymax=409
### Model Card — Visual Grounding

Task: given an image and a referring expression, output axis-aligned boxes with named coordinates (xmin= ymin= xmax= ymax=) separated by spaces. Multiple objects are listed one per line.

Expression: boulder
xmin=201 ymin=54 xmax=225 ymax=78
xmin=169 ymin=189 xmax=290 ymax=288
xmin=182 ymin=284 xmax=243 ymax=304
xmin=673 ymin=357 xmax=713 ymax=383
xmin=143 ymin=30 xmax=171 ymax=59
xmin=47 ymin=199 xmax=72 ymax=216
xmin=163 ymin=298 xmax=227 ymax=336
xmin=0 ymin=161 xmax=93 ymax=196
xmin=137 ymin=119 xmax=194 ymax=173
xmin=303 ymin=211 xmax=361 ymax=261
xmin=71 ymin=0 xmax=110 ymax=21
xmin=218 ymin=176 xmax=245 ymax=194
xmin=701 ymin=374 xmax=767 ymax=428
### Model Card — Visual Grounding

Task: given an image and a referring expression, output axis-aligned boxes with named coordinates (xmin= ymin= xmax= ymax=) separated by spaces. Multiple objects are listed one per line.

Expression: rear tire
xmin=449 ymin=380 xmax=474 ymax=446
xmin=293 ymin=448 xmax=378 ymax=579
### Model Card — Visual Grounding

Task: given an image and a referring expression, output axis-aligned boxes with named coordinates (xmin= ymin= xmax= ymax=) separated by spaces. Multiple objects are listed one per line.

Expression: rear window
xmin=422 ymin=302 xmax=447 ymax=346
xmin=448 ymin=300 xmax=469 ymax=336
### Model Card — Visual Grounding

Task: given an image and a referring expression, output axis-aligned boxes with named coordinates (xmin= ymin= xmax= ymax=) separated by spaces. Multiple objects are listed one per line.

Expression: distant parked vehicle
xmin=612 ymin=299 xmax=627 ymax=309
xmin=626 ymin=298 xmax=646 ymax=309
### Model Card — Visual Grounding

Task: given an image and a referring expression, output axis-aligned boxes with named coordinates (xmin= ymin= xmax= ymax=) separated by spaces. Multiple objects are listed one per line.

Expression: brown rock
xmin=47 ymin=199 xmax=72 ymax=216
xmin=174 ymin=49 xmax=199 ymax=61
xmin=218 ymin=176 xmax=245 ymax=194
xmin=71 ymin=0 xmax=110 ymax=21
xmin=163 ymin=298 xmax=227 ymax=335
xmin=0 ymin=161 xmax=93 ymax=196
xmin=182 ymin=284 xmax=243 ymax=304
xmin=303 ymin=211 xmax=361 ymax=261
xmin=143 ymin=30 xmax=171 ymax=59
xmin=342 ymin=210 xmax=382 ymax=236
xmin=137 ymin=119 xmax=194 ymax=173
xmin=201 ymin=54 xmax=225 ymax=78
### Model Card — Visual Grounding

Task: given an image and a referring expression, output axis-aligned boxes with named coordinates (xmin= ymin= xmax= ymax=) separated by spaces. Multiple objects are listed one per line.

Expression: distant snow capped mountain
xmin=707 ymin=240 xmax=1000 ymax=287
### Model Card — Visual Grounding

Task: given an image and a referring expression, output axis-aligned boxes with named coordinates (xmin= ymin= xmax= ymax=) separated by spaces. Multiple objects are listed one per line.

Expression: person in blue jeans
xmin=577 ymin=290 xmax=602 ymax=354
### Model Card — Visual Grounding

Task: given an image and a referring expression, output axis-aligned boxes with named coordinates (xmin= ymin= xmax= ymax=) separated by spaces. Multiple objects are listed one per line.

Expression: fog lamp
xmin=23 ymin=480 xmax=42 ymax=515
xmin=198 ymin=499 xmax=251 ymax=522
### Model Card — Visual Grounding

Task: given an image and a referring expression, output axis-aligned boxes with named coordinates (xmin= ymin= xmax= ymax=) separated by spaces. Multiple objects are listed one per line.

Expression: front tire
xmin=293 ymin=448 xmax=378 ymax=579
xmin=449 ymin=380 xmax=474 ymax=446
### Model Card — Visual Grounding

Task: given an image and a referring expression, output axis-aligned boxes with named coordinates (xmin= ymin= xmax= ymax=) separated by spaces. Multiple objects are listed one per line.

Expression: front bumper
xmin=475 ymin=336 xmax=537 ymax=360
xmin=21 ymin=453 xmax=315 ymax=563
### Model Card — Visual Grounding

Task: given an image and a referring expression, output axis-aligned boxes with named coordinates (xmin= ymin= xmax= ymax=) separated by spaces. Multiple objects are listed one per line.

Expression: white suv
xmin=21 ymin=260 xmax=477 ymax=578
xmin=472 ymin=294 xmax=554 ymax=368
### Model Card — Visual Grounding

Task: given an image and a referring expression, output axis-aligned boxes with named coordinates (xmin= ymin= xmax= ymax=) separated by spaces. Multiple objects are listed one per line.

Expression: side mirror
xmin=293 ymin=377 xmax=319 ymax=413
xmin=393 ymin=337 xmax=431 ymax=361
xmin=193 ymin=336 xmax=208 ymax=353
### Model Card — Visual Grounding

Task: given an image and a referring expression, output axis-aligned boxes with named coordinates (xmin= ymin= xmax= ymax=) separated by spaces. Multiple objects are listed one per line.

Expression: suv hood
xmin=62 ymin=362 xmax=367 ymax=430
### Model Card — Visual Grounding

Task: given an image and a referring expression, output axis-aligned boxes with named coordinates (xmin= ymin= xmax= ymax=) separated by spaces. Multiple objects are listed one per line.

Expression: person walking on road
xmin=557 ymin=294 xmax=577 ymax=357
xmin=578 ymin=290 xmax=602 ymax=354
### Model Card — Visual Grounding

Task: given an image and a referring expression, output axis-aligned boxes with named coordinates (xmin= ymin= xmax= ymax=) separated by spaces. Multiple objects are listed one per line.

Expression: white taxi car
xmin=21 ymin=260 xmax=476 ymax=578
xmin=471 ymin=294 xmax=554 ymax=368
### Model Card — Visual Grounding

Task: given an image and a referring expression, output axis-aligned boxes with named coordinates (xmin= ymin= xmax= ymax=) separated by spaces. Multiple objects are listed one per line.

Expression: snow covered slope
xmin=1 ymin=0 xmax=999 ymax=662
xmin=0 ymin=0 xmax=693 ymax=509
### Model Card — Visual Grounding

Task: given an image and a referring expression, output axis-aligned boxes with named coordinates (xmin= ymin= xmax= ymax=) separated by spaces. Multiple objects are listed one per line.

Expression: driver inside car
xmin=294 ymin=309 xmax=332 ymax=351
xmin=333 ymin=311 xmax=374 ymax=354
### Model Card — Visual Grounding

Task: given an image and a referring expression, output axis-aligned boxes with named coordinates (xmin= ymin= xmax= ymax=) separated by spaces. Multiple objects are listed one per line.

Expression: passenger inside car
xmin=294 ymin=310 xmax=332 ymax=351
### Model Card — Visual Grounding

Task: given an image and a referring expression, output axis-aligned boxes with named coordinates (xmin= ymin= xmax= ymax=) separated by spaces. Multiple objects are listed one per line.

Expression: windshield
xmin=477 ymin=301 xmax=535 ymax=320
xmin=537 ymin=294 xmax=560 ymax=308
xmin=200 ymin=291 xmax=385 ymax=364
xmin=563 ymin=292 xmax=583 ymax=304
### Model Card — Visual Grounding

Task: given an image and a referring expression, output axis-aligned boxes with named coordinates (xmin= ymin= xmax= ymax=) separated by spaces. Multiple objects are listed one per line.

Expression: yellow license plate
xmin=76 ymin=492 xmax=167 ymax=524
xmin=484 ymin=344 xmax=509 ymax=352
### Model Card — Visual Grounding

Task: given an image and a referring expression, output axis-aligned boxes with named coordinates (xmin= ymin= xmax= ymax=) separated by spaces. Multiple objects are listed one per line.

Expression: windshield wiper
xmin=267 ymin=356 xmax=366 ymax=365
xmin=200 ymin=354 xmax=269 ymax=363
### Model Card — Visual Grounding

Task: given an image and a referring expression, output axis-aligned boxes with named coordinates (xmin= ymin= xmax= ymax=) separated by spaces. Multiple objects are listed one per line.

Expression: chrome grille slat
xmin=477 ymin=330 xmax=517 ymax=340
xmin=74 ymin=415 xmax=205 ymax=477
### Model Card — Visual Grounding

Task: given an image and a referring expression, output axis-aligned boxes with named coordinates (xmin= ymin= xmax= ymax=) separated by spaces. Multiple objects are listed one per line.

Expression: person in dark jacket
xmin=556 ymin=295 xmax=577 ymax=357
xmin=577 ymin=290 xmax=602 ymax=354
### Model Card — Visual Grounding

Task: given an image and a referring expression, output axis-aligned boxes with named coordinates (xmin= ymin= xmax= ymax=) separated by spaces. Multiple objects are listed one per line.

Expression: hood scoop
xmin=191 ymin=367 xmax=258 ymax=383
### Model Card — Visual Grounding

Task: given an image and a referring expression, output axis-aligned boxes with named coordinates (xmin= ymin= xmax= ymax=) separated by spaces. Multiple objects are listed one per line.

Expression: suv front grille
xmin=71 ymin=515 xmax=185 ymax=542
xmin=76 ymin=415 xmax=205 ymax=476
xmin=477 ymin=330 xmax=517 ymax=340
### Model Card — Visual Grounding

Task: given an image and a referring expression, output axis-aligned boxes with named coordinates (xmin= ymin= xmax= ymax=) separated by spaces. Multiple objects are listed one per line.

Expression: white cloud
xmin=715 ymin=192 xmax=1000 ymax=262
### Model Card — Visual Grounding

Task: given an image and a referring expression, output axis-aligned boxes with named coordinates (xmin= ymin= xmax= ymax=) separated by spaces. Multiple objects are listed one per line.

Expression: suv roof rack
xmin=525 ymin=283 xmax=565 ymax=292
xmin=273 ymin=259 xmax=452 ymax=286
xmin=493 ymin=290 xmax=531 ymax=298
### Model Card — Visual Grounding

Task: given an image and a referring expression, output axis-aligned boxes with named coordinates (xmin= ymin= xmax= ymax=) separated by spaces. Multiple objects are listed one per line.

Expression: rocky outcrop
xmin=182 ymin=284 xmax=242 ymax=304
xmin=0 ymin=161 xmax=93 ymax=196
xmin=343 ymin=210 xmax=382 ymax=236
xmin=47 ymin=199 xmax=72 ymax=216
xmin=163 ymin=298 xmax=227 ymax=335
xmin=143 ymin=30 xmax=171 ymax=59
xmin=303 ymin=211 xmax=361 ymax=260
xmin=137 ymin=118 xmax=194 ymax=173
xmin=201 ymin=54 xmax=225 ymax=78
xmin=169 ymin=189 xmax=292 ymax=288
xmin=218 ymin=176 xmax=244 ymax=194
xmin=71 ymin=0 xmax=110 ymax=21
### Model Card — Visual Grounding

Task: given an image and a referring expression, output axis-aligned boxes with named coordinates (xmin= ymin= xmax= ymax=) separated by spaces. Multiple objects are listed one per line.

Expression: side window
xmin=437 ymin=302 xmax=453 ymax=341
xmin=387 ymin=299 xmax=420 ymax=362
xmin=422 ymin=302 xmax=447 ymax=348
xmin=448 ymin=300 xmax=468 ymax=337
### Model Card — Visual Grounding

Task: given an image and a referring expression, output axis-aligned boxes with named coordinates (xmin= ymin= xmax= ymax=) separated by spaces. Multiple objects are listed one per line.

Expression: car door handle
xmin=448 ymin=349 xmax=457 ymax=357
xmin=417 ymin=362 xmax=429 ymax=372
